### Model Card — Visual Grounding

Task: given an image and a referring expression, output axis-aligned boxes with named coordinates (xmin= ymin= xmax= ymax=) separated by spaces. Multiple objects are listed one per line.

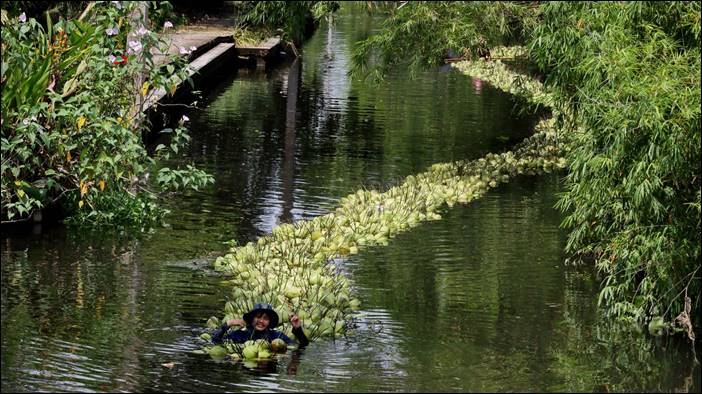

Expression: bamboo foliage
xmin=351 ymin=1 xmax=700 ymax=337
xmin=528 ymin=2 xmax=700 ymax=333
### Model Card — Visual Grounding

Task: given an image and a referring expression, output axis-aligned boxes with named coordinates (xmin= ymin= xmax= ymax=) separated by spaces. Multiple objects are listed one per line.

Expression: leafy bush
xmin=529 ymin=2 xmax=700 ymax=331
xmin=243 ymin=1 xmax=339 ymax=45
xmin=1 ymin=2 xmax=212 ymax=227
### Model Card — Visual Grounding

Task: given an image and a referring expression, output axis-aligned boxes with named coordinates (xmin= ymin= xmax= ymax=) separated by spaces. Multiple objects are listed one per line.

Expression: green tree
xmin=243 ymin=1 xmax=340 ymax=46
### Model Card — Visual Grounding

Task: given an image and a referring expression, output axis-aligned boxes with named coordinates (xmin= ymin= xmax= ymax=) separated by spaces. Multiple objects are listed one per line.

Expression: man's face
xmin=253 ymin=312 xmax=270 ymax=331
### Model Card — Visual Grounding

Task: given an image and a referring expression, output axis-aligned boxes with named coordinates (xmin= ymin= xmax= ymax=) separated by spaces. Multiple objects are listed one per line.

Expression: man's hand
xmin=226 ymin=319 xmax=246 ymax=327
xmin=289 ymin=314 xmax=302 ymax=329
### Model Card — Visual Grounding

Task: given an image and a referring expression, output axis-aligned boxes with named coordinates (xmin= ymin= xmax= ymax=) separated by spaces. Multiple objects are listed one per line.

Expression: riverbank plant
xmin=1 ymin=3 xmax=213 ymax=228
xmin=351 ymin=1 xmax=700 ymax=340
xmin=528 ymin=1 xmax=700 ymax=339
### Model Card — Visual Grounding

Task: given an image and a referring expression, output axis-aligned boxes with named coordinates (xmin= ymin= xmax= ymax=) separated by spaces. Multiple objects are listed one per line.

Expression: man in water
xmin=212 ymin=303 xmax=309 ymax=347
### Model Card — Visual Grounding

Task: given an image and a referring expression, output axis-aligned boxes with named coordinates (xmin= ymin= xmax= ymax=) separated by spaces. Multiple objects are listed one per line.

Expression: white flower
xmin=190 ymin=46 xmax=197 ymax=51
xmin=164 ymin=21 xmax=173 ymax=29
xmin=181 ymin=115 xmax=190 ymax=122
xmin=111 ymin=1 xmax=122 ymax=9
xmin=179 ymin=47 xmax=190 ymax=55
xmin=128 ymin=40 xmax=142 ymax=53
xmin=22 ymin=118 xmax=30 ymax=125
xmin=136 ymin=26 xmax=149 ymax=36
xmin=106 ymin=26 xmax=119 ymax=36
xmin=19 ymin=12 xmax=26 ymax=23
xmin=108 ymin=54 xmax=117 ymax=63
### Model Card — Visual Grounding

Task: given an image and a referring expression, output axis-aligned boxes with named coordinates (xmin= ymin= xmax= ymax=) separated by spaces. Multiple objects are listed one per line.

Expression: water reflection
xmin=472 ymin=78 xmax=483 ymax=94
xmin=1 ymin=234 xmax=225 ymax=393
xmin=281 ymin=57 xmax=301 ymax=224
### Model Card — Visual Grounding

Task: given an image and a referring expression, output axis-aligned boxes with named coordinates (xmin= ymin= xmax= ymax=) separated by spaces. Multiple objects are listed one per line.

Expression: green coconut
xmin=258 ymin=349 xmax=272 ymax=359
xmin=208 ymin=345 xmax=227 ymax=358
xmin=243 ymin=360 xmax=258 ymax=369
xmin=270 ymin=338 xmax=288 ymax=353
xmin=349 ymin=298 xmax=361 ymax=310
xmin=243 ymin=345 xmax=258 ymax=359
xmin=206 ymin=316 xmax=220 ymax=329
xmin=254 ymin=339 xmax=270 ymax=350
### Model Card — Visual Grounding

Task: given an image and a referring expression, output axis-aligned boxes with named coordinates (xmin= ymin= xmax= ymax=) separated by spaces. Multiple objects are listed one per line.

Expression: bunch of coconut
xmin=197 ymin=335 xmax=289 ymax=363
xmin=204 ymin=51 xmax=571 ymax=351
xmin=210 ymin=231 xmax=361 ymax=343
xmin=205 ymin=126 xmax=567 ymax=361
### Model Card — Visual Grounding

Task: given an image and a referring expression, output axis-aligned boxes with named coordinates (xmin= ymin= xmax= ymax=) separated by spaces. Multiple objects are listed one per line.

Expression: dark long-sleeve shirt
xmin=212 ymin=324 xmax=309 ymax=347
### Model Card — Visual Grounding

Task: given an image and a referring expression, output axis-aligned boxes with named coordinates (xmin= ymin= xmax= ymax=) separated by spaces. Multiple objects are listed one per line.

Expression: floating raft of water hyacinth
xmin=452 ymin=51 xmax=579 ymax=124
xmin=205 ymin=49 xmax=570 ymax=352
xmin=209 ymin=128 xmax=565 ymax=341
xmin=453 ymin=57 xmax=554 ymax=109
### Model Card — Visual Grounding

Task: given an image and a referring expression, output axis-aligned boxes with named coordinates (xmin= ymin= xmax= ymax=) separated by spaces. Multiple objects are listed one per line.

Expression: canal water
xmin=2 ymin=5 xmax=699 ymax=393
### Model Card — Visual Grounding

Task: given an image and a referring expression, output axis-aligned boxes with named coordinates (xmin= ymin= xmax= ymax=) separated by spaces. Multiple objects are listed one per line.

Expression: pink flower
xmin=179 ymin=47 xmax=190 ymax=55
xmin=108 ymin=54 xmax=117 ymax=63
xmin=181 ymin=115 xmax=190 ymax=122
xmin=128 ymin=40 xmax=142 ymax=53
xmin=190 ymin=46 xmax=197 ymax=52
xmin=106 ymin=26 xmax=119 ymax=36
xmin=136 ymin=26 xmax=149 ymax=36
xmin=19 ymin=12 xmax=26 ymax=23
xmin=164 ymin=21 xmax=173 ymax=29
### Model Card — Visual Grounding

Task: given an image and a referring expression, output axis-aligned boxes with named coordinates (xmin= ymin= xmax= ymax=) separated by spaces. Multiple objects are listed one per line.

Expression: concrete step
xmin=237 ymin=36 xmax=281 ymax=57
xmin=144 ymin=42 xmax=236 ymax=111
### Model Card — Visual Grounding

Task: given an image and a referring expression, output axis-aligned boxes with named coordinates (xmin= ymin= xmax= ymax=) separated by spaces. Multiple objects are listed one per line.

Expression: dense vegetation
xmin=1 ymin=2 xmax=212 ymax=228
xmin=351 ymin=1 xmax=700 ymax=338
xmin=531 ymin=1 xmax=700 ymax=340
xmin=0 ymin=1 xmax=342 ymax=229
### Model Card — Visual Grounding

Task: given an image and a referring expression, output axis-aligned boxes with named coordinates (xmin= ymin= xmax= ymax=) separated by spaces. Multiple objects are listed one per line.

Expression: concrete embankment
xmin=145 ymin=19 xmax=287 ymax=115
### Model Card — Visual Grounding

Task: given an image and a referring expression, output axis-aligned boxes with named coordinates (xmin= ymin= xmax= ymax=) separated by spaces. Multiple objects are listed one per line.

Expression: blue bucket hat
xmin=243 ymin=303 xmax=280 ymax=328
